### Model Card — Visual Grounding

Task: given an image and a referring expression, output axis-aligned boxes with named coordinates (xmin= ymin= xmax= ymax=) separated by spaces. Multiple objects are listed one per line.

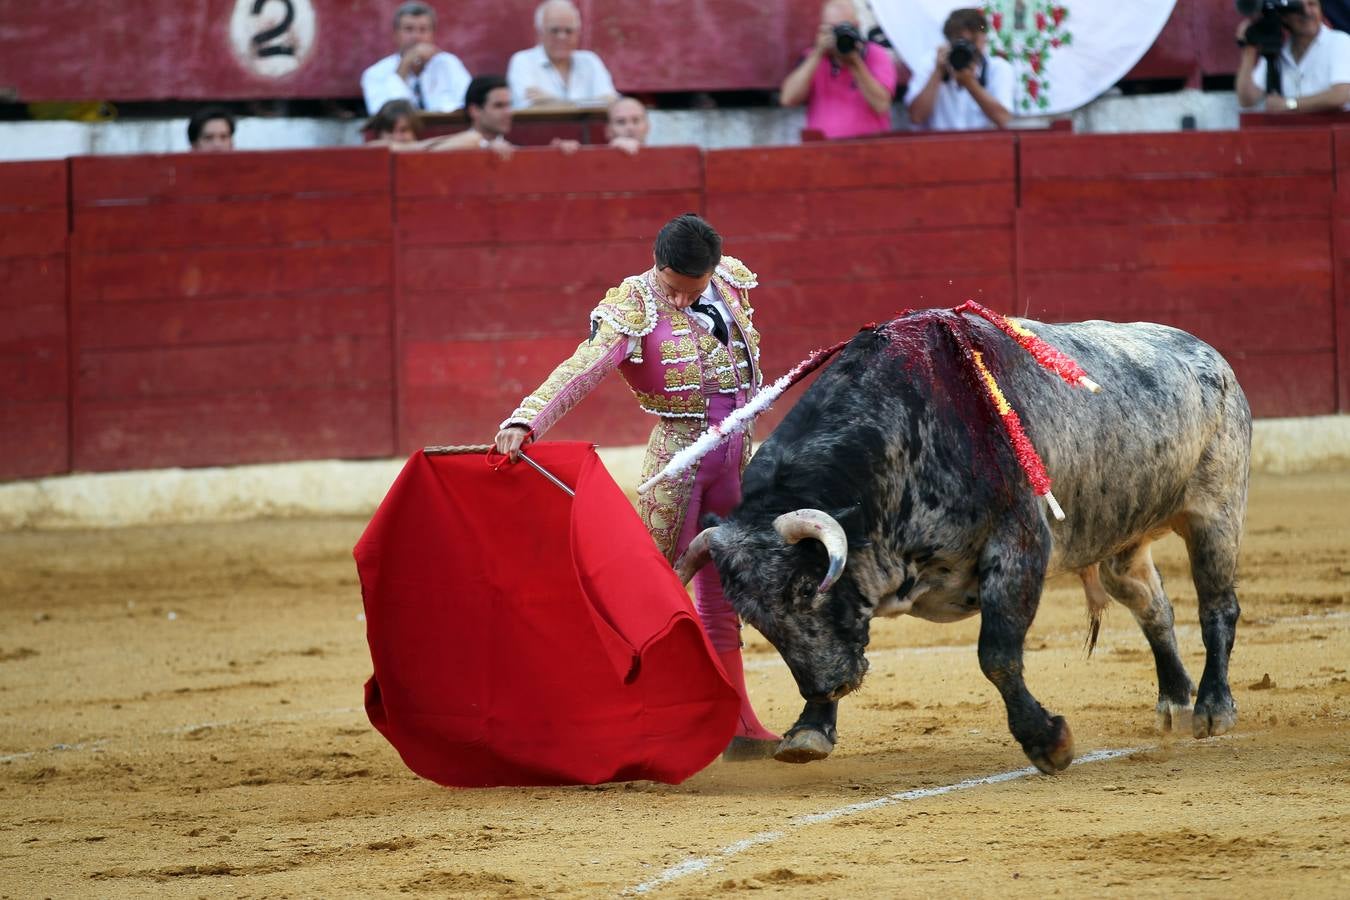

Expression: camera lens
xmin=949 ymin=39 xmax=975 ymax=71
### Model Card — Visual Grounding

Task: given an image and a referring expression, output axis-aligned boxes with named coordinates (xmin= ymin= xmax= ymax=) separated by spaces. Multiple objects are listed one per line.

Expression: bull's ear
xmin=790 ymin=571 xmax=820 ymax=611
xmin=699 ymin=512 xmax=725 ymax=530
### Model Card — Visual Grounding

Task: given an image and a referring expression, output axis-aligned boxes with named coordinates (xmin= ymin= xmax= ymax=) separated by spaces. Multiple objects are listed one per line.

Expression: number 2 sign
xmin=229 ymin=0 xmax=316 ymax=78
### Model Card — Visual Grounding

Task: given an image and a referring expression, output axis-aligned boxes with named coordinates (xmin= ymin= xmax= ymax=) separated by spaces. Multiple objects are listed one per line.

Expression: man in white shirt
xmin=507 ymin=0 xmax=618 ymax=108
xmin=907 ymin=7 xmax=1015 ymax=131
xmin=1237 ymin=0 xmax=1350 ymax=113
xmin=361 ymin=1 xmax=472 ymax=114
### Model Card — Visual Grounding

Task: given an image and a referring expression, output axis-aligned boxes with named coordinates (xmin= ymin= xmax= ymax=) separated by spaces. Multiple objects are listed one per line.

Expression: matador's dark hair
xmin=653 ymin=214 xmax=722 ymax=277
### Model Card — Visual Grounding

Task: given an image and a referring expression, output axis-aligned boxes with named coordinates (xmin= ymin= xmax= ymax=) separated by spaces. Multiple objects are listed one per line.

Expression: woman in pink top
xmin=780 ymin=0 xmax=898 ymax=139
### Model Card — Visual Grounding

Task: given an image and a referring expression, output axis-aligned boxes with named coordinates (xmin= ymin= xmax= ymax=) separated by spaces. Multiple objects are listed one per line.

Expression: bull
xmin=678 ymin=310 xmax=1250 ymax=773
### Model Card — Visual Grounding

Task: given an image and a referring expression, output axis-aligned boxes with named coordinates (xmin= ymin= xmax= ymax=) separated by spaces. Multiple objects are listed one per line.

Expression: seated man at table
xmin=606 ymin=96 xmax=650 ymax=154
xmin=507 ymin=0 xmax=618 ymax=108
xmin=361 ymin=1 xmax=472 ymax=114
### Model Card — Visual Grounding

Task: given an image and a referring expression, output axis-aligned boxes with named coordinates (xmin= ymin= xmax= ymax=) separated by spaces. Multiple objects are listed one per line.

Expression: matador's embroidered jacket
xmin=500 ymin=256 xmax=762 ymax=559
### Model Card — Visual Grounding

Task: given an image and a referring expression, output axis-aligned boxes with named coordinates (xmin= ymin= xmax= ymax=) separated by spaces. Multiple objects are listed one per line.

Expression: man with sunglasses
xmin=1236 ymin=0 xmax=1350 ymax=113
xmin=507 ymin=0 xmax=618 ymax=108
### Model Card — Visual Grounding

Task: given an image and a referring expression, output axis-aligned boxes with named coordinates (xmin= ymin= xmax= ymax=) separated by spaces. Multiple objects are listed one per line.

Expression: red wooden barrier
xmin=1335 ymin=127 xmax=1350 ymax=410
xmin=0 ymin=161 xmax=69 ymax=480
xmin=1019 ymin=129 xmax=1337 ymax=417
xmin=4 ymin=128 xmax=1350 ymax=483
xmin=706 ymin=134 xmax=1018 ymax=429
xmin=393 ymin=145 xmax=705 ymax=451
xmin=68 ymin=147 xmax=396 ymax=471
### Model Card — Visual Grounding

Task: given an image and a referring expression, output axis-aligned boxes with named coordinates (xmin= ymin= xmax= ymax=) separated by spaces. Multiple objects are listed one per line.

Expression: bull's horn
xmin=674 ymin=527 xmax=718 ymax=584
xmin=773 ymin=509 xmax=848 ymax=599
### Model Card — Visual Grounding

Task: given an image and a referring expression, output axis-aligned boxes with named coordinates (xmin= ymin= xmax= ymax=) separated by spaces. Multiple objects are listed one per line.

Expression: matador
xmin=494 ymin=214 xmax=779 ymax=761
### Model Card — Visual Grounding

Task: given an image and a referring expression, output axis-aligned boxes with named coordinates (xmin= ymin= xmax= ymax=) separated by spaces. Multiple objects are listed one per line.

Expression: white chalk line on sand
xmin=626 ymin=745 xmax=1141 ymax=895
xmin=0 ymin=706 xmax=362 ymax=764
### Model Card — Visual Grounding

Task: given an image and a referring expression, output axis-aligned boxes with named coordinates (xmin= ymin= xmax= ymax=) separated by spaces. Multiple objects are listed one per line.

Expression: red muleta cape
xmin=354 ymin=442 xmax=741 ymax=787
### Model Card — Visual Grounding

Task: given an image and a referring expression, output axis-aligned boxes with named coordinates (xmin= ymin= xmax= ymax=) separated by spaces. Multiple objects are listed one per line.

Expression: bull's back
xmin=997 ymin=319 xmax=1250 ymax=571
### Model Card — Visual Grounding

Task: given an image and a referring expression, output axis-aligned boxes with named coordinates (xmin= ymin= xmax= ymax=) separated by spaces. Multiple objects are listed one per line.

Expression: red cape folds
xmin=354 ymin=442 xmax=741 ymax=787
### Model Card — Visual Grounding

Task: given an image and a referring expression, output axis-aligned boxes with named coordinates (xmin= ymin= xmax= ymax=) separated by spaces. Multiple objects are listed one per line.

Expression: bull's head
xmin=676 ymin=508 xmax=870 ymax=703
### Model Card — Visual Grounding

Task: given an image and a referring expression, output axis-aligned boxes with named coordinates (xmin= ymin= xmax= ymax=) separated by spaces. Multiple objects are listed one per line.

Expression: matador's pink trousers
xmin=673 ymin=392 xmax=778 ymax=744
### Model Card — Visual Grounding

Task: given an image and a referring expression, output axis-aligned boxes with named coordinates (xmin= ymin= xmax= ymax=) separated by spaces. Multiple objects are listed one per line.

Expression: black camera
xmin=833 ymin=22 xmax=864 ymax=55
xmin=1237 ymin=0 xmax=1305 ymax=55
xmin=1236 ymin=0 xmax=1305 ymax=94
xmin=948 ymin=38 xmax=977 ymax=72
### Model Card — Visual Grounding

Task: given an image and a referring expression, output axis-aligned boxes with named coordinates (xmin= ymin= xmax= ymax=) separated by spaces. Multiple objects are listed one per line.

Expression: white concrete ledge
xmin=0 ymin=417 xmax=1344 ymax=531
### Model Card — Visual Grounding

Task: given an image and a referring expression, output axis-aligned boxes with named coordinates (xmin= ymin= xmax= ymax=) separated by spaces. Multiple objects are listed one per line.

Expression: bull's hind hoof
xmin=1193 ymin=691 xmax=1237 ymax=739
xmin=1024 ymin=716 xmax=1074 ymax=774
xmin=722 ymin=736 xmax=779 ymax=762
xmin=773 ymin=726 xmax=835 ymax=764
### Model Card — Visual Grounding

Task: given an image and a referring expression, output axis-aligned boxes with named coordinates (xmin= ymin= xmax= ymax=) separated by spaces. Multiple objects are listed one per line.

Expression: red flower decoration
xmin=1036 ymin=11 xmax=1047 ymax=31
xmin=1051 ymin=37 xmax=1062 ymax=48
xmin=1052 ymin=6 xmax=1067 ymax=26
xmin=992 ymin=12 xmax=1003 ymax=31
xmin=1027 ymin=78 xmax=1040 ymax=99
xmin=1029 ymin=52 xmax=1042 ymax=74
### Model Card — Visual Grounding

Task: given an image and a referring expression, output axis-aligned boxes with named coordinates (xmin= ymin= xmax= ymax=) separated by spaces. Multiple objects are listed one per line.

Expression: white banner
xmin=870 ymin=1 xmax=1177 ymax=116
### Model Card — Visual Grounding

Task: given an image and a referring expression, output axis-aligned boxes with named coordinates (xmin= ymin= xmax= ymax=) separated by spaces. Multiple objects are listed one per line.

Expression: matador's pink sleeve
xmin=498 ymin=322 xmax=633 ymax=437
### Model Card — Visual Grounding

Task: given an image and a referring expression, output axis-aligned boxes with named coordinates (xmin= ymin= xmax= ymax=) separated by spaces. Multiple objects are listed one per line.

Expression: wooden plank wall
xmin=5 ymin=129 xmax=1350 ymax=482
xmin=68 ymin=148 xmax=396 ymax=471
xmin=1019 ymin=130 xmax=1338 ymax=418
xmin=0 ymin=162 xmax=69 ymax=481
xmin=706 ymin=135 xmax=1018 ymax=429
xmin=394 ymin=147 xmax=704 ymax=450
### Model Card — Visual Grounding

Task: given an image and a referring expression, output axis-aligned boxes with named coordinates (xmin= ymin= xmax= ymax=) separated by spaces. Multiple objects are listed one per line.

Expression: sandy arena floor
xmin=1 ymin=471 xmax=1348 ymax=898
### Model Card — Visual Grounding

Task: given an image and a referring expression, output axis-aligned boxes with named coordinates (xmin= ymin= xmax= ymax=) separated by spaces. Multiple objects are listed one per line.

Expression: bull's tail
xmin=1079 ymin=563 xmax=1111 ymax=657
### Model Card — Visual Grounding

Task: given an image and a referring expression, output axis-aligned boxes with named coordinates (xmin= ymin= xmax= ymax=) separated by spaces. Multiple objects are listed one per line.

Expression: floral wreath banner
xmin=870 ymin=0 xmax=1177 ymax=116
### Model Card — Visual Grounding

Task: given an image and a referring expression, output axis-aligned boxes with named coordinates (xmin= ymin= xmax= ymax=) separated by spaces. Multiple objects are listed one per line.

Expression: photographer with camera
xmin=779 ymin=0 xmax=898 ymax=139
xmin=1236 ymin=0 xmax=1350 ymax=113
xmin=907 ymin=8 xmax=1014 ymax=131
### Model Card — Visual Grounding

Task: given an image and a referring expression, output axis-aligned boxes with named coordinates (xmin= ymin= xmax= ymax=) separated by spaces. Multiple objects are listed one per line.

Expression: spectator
xmin=428 ymin=75 xmax=520 ymax=157
xmin=907 ymin=8 xmax=1014 ymax=131
xmin=187 ymin=107 xmax=235 ymax=152
xmin=779 ymin=0 xmax=898 ymax=140
xmin=507 ymin=0 xmax=617 ymax=108
xmin=365 ymin=99 xmax=423 ymax=145
xmin=606 ymin=96 xmax=650 ymax=154
xmin=361 ymin=1 xmax=472 ymax=114
xmin=1236 ymin=0 xmax=1350 ymax=113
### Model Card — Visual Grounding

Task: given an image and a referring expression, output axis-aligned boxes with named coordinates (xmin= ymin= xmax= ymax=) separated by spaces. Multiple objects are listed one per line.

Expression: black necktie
xmin=691 ymin=299 xmax=729 ymax=345
xmin=412 ymin=77 xmax=426 ymax=110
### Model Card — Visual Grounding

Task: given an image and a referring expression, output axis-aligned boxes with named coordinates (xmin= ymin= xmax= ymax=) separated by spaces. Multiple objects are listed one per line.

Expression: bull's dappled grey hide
xmin=703 ymin=310 xmax=1250 ymax=773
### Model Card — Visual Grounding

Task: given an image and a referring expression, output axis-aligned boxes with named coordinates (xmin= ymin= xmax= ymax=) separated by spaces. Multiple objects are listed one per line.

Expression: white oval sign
xmin=229 ymin=0 xmax=317 ymax=79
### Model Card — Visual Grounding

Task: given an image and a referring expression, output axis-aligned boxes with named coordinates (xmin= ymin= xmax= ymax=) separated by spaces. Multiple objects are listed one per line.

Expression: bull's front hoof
xmin=1024 ymin=716 xmax=1074 ymax=775
xmin=773 ymin=726 xmax=835 ymax=764
xmin=1193 ymin=690 xmax=1237 ymax=739
xmin=722 ymin=736 xmax=779 ymax=762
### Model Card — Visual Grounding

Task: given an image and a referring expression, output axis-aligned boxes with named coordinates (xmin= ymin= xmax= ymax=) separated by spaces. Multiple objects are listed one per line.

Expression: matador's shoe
xmin=716 ymin=649 xmax=780 ymax=762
